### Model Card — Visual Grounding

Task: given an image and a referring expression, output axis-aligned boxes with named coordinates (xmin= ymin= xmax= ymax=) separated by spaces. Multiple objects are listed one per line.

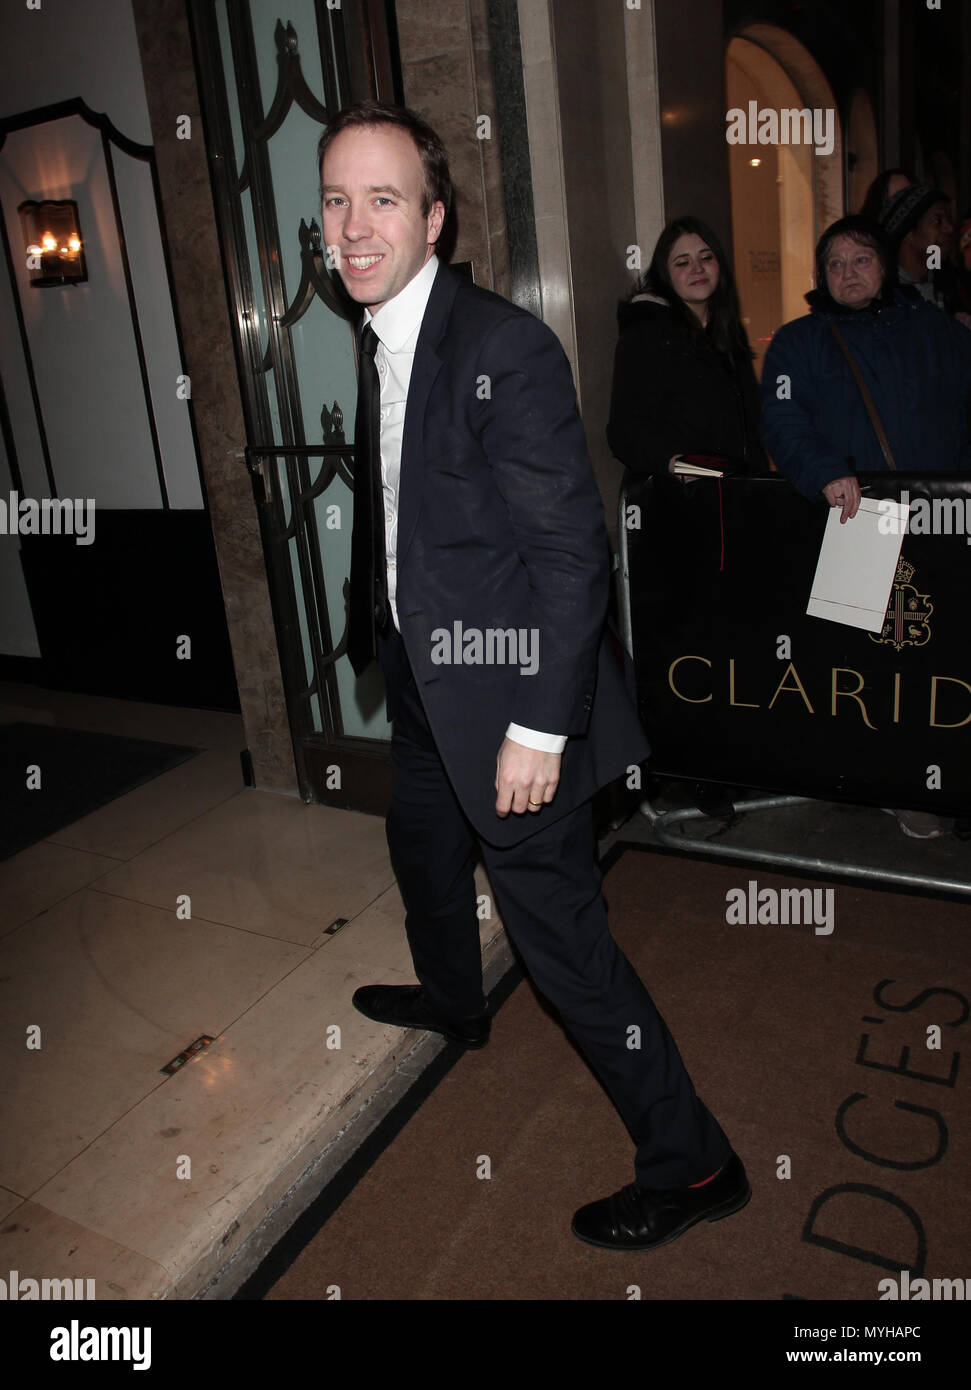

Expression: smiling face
xmin=321 ymin=123 xmax=445 ymax=315
xmin=824 ymin=234 xmax=885 ymax=309
xmin=667 ymin=233 xmax=720 ymax=319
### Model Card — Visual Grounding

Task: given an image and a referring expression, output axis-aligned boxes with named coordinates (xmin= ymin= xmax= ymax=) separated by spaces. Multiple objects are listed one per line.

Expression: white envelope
xmin=806 ymin=497 xmax=909 ymax=632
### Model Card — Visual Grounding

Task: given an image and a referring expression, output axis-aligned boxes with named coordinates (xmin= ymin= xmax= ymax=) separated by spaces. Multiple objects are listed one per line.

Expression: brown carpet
xmin=264 ymin=848 xmax=971 ymax=1301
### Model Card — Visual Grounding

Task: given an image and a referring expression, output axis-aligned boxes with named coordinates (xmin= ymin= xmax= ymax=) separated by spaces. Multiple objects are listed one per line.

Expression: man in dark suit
xmin=319 ymin=100 xmax=748 ymax=1250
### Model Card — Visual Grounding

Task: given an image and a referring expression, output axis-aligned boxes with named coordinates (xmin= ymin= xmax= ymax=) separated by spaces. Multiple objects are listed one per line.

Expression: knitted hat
xmin=880 ymin=184 xmax=950 ymax=242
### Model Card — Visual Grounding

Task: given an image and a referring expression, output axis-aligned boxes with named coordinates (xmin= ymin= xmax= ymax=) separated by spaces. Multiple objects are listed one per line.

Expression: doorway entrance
xmin=726 ymin=29 xmax=844 ymax=378
xmin=190 ymin=0 xmax=402 ymax=810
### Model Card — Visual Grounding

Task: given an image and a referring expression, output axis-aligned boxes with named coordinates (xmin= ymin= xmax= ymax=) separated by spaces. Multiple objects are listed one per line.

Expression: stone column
xmin=131 ymin=0 xmax=296 ymax=791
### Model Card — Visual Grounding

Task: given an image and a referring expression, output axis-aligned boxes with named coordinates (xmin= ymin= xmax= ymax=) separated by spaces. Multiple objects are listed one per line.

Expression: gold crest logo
xmin=870 ymin=557 xmax=933 ymax=651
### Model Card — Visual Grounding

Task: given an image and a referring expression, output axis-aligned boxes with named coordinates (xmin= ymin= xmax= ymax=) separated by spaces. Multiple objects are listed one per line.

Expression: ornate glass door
xmin=190 ymin=0 xmax=401 ymax=809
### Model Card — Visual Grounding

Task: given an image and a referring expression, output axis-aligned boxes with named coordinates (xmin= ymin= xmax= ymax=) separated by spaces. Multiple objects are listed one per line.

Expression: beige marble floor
xmin=0 ymin=683 xmax=507 ymax=1300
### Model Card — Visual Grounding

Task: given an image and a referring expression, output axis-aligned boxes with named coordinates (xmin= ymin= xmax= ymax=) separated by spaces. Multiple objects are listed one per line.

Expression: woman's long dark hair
xmin=633 ymin=216 xmax=750 ymax=360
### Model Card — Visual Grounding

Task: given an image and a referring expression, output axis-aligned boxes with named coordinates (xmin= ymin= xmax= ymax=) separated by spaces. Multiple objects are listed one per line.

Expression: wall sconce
xmin=18 ymin=199 xmax=87 ymax=287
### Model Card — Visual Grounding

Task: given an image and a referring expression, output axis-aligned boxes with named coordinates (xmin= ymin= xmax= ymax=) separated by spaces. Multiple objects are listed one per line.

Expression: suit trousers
xmin=381 ymin=629 xmax=731 ymax=1189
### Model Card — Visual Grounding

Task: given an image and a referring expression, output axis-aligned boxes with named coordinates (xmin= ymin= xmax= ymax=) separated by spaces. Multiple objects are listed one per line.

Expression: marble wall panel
xmin=394 ymin=0 xmax=508 ymax=293
xmin=550 ymin=0 xmax=639 ymax=515
xmin=517 ymin=2 xmax=577 ymax=379
xmin=131 ymin=0 xmax=296 ymax=792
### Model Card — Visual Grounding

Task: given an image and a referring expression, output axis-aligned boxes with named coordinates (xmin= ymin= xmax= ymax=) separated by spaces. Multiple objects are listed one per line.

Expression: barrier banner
xmin=625 ymin=472 xmax=971 ymax=816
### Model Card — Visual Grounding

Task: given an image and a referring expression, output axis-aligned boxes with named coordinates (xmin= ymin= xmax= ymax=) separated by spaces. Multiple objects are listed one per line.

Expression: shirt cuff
xmin=505 ymin=723 xmax=567 ymax=754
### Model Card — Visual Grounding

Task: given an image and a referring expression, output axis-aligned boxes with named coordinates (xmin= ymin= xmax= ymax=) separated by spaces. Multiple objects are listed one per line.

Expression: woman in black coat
xmin=607 ymin=216 xmax=765 ymax=477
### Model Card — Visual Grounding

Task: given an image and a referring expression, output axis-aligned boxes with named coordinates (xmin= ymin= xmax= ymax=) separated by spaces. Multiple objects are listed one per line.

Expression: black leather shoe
xmin=571 ymin=1151 xmax=750 ymax=1251
xmin=352 ymin=984 xmax=491 ymax=1049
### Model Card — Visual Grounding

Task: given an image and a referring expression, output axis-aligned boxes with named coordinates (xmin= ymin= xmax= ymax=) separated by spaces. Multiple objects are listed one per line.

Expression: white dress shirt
xmin=364 ymin=254 xmax=566 ymax=754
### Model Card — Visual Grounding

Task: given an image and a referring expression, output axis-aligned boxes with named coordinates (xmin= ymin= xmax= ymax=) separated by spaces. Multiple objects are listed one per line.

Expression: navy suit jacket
xmin=387 ymin=260 xmax=649 ymax=847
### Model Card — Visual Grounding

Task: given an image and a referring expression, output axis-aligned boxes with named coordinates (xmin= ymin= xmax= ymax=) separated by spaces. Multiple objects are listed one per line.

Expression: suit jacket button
xmin=583 ymin=695 xmax=593 ymax=711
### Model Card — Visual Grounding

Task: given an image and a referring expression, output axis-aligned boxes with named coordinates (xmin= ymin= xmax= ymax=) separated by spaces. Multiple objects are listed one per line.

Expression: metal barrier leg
xmin=638 ymin=793 xmax=971 ymax=898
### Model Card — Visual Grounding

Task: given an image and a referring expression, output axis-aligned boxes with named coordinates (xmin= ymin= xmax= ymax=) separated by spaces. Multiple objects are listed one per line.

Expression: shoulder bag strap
xmin=828 ymin=320 xmax=897 ymax=471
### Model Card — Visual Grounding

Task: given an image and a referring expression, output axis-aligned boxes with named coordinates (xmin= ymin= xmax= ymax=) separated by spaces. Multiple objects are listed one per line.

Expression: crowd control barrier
xmin=617 ymin=471 xmax=971 ymax=895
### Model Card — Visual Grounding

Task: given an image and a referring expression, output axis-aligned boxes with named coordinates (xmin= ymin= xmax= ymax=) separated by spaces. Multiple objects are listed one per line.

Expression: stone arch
xmin=734 ymin=22 xmax=845 ymax=233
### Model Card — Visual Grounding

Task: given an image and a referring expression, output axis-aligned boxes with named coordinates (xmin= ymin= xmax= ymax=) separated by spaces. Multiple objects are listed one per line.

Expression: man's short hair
xmin=317 ymin=100 xmax=453 ymax=220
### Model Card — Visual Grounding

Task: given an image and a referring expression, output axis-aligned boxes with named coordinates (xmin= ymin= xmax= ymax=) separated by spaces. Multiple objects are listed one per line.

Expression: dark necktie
xmin=347 ymin=322 xmax=388 ymax=674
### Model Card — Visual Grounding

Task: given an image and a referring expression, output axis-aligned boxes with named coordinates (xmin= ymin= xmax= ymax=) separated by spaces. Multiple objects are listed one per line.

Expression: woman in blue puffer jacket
xmin=761 ymin=215 xmax=971 ymax=525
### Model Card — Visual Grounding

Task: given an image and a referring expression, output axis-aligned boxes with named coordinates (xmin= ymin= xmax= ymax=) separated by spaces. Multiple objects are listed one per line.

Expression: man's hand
xmin=495 ymin=738 xmax=561 ymax=816
xmin=822 ymin=474 xmax=861 ymax=523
